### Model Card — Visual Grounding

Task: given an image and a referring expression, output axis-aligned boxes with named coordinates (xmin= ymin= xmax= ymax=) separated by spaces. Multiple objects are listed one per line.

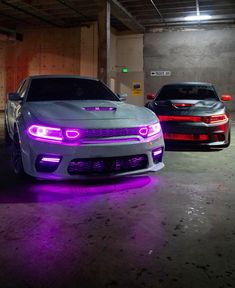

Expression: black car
xmin=145 ymin=82 xmax=232 ymax=149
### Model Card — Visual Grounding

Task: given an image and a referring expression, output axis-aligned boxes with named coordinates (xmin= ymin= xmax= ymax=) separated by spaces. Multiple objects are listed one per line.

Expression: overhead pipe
xmin=150 ymin=0 xmax=166 ymax=25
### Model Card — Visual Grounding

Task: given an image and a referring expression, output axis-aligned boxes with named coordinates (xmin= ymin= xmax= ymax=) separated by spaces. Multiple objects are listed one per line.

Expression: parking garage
xmin=0 ymin=1 xmax=235 ymax=287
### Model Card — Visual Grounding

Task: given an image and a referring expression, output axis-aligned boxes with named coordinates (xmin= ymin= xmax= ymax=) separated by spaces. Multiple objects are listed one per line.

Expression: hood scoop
xmin=82 ymin=107 xmax=116 ymax=111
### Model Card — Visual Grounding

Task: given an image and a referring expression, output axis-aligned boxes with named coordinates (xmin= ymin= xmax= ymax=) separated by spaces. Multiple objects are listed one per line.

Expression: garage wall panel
xmin=0 ymin=43 xmax=6 ymax=109
xmin=144 ymin=29 xmax=235 ymax=111
xmin=4 ymin=27 xmax=81 ymax=95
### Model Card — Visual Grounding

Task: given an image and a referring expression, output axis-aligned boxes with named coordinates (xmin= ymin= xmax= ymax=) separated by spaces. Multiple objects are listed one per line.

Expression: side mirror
xmin=146 ymin=93 xmax=155 ymax=100
xmin=221 ymin=94 xmax=232 ymax=101
xmin=8 ymin=92 xmax=21 ymax=101
xmin=117 ymin=93 xmax=128 ymax=101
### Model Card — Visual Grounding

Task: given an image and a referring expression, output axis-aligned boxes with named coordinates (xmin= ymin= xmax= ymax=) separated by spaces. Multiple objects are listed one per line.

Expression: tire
xmin=221 ymin=130 xmax=231 ymax=148
xmin=11 ymin=132 xmax=26 ymax=176
xmin=4 ymin=120 xmax=12 ymax=145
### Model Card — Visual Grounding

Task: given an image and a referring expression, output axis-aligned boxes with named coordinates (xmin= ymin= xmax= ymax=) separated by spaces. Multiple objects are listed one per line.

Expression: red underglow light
xmin=164 ymin=133 xmax=208 ymax=141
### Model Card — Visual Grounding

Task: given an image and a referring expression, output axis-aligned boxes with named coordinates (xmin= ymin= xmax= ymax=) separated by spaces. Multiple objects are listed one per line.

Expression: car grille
xmin=67 ymin=154 xmax=148 ymax=175
xmin=82 ymin=128 xmax=139 ymax=138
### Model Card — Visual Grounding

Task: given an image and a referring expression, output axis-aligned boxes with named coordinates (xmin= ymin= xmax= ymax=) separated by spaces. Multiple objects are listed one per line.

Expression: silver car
xmin=5 ymin=75 xmax=164 ymax=179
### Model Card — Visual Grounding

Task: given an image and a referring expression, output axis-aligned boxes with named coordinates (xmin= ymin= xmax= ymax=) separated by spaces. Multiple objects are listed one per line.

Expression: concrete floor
xmin=0 ymin=113 xmax=234 ymax=288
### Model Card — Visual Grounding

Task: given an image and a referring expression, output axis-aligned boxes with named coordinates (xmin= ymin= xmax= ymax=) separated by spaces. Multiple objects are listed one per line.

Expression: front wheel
xmin=220 ymin=130 xmax=231 ymax=148
xmin=224 ymin=130 xmax=231 ymax=148
xmin=11 ymin=133 xmax=26 ymax=176
xmin=4 ymin=120 xmax=12 ymax=145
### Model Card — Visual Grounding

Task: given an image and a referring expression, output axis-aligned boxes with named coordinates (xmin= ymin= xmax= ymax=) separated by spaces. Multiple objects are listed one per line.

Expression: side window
xmin=16 ymin=80 xmax=25 ymax=94
xmin=17 ymin=79 xmax=28 ymax=99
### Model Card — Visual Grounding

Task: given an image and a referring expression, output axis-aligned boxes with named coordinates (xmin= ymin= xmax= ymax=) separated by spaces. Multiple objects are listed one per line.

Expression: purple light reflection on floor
xmin=1 ymin=175 xmax=163 ymax=285
xmin=28 ymin=176 xmax=158 ymax=203
xmin=20 ymin=207 xmax=80 ymax=281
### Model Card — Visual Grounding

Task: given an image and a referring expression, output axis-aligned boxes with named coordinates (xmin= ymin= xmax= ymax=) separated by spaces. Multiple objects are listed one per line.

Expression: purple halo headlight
xmin=139 ymin=127 xmax=149 ymax=137
xmin=147 ymin=122 xmax=161 ymax=137
xmin=65 ymin=129 xmax=80 ymax=140
xmin=28 ymin=125 xmax=63 ymax=141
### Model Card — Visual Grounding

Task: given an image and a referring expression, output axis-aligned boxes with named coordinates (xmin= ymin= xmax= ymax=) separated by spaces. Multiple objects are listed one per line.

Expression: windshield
xmin=156 ymin=85 xmax=219 ymax=101
xmin=26 ymin=78 xmax=120 ymax=102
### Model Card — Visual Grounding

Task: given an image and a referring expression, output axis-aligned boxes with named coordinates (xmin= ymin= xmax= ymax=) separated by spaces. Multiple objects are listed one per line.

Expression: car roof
xmin=27 ymin=75 xmax=99 ymax=81
xmin=163 ymin=82 xmax=213 ymax=87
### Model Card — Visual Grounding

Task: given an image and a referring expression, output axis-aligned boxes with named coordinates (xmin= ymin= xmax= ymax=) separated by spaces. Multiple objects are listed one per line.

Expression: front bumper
xmin=20 ymin=133 xmax=164 ymax=179
xmin=161 ymin=120 xmax=230 ymax=148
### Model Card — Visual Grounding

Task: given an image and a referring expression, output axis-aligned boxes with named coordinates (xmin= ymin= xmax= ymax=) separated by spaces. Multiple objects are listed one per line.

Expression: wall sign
xmin=132 ymin=81 xmax=142 ymax=96
xmin=150 ymin=71 xmax=171 ymax=77
xmin=121 ymin=67 xmax=128 ymax=73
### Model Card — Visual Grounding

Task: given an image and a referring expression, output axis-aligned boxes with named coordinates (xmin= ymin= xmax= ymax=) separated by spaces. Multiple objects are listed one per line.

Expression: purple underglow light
xmin=65 ymin=129 xmax=80 ymax=139
xmin=29 ymin=176 xmax=156 ymax=198
xmin=28 ymin=125 xmax=63 ymax=141
xmin=139 ymin=127 xmax=148 ymax=137
xmin=41 ymin=157 xmax=61 ymax=163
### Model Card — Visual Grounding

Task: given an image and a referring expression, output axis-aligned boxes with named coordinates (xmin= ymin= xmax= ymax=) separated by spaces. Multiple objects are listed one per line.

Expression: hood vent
xmin=82 ymin=107 xmax=116 ymax=111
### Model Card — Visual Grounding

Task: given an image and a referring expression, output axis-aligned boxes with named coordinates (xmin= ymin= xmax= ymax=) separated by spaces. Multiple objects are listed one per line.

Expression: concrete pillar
xmin=97 ymin=0 xmax=110 ymax=85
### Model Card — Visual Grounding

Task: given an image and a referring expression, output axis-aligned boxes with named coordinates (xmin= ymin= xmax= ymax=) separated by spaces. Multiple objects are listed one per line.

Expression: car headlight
xmin=138 ymin=122 xmax=161 ymax=138
xmin=28 ymin=123 xmax=161 ymax=143
xmin=148 ymin=122 xmax=161 ymax=137
xmin=28 ymin=125 xmax=63 ymax=141
xmin=28 ymin=125 xmax=82 ymax=142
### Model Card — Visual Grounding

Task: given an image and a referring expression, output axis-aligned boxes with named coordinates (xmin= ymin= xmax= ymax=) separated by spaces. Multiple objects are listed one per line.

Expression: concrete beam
xmin=109 ymin=0 xmax=145 ymax=33
xmin=97 ymin=0 xmax=111 ymax=84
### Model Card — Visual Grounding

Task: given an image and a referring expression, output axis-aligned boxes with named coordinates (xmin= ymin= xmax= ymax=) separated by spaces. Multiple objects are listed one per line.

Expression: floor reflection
xmin=0 ymin=175 xmax=159 ymax=204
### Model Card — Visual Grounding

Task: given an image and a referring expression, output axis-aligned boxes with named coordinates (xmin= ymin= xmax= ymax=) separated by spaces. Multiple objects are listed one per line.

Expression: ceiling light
xmin=184 ymin=15 xmax=212 ymax=21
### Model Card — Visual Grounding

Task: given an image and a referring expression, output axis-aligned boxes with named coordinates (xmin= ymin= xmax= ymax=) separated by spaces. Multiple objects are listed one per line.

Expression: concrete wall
xmin=144 ymin=28 xmax=235 ymax=111
xmin=116 ymin=34 xmax=144 ymax=106
xmin=109 ymin=30 xmax=117 ymax=92
xmin=80 ymin=24 xmax=98 ymax=78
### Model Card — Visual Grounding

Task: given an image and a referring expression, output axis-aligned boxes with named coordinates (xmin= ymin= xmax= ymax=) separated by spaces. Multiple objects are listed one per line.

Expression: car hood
xmin=23 ymin=100 xmax=156 ymax=128
xmin=153 ymin=99 xmax=225 ymax=115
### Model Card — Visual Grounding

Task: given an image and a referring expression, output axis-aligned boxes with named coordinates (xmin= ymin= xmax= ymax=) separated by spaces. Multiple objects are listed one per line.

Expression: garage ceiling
xmin=119 ymin=0 xmax=235 ymax=29
xmin=0 ymin=0 xmax=235 ymax=33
